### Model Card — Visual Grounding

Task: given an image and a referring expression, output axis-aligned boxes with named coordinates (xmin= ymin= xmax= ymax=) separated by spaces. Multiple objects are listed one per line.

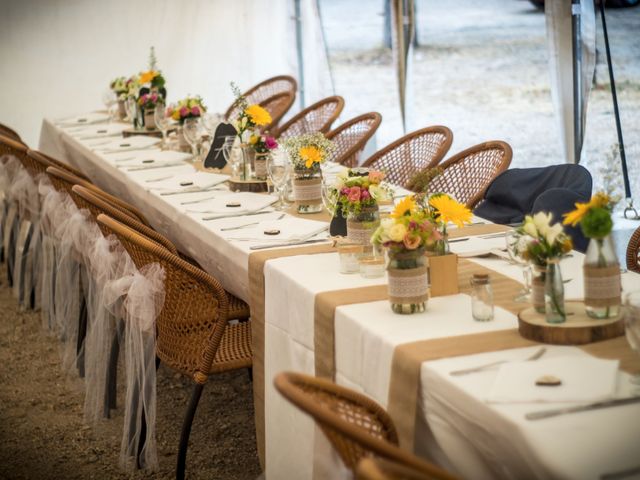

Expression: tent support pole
xmin=294 ymin=0 xmax=306 ymax=108
xmin=572 ymin=0 xmax=583 ymax=164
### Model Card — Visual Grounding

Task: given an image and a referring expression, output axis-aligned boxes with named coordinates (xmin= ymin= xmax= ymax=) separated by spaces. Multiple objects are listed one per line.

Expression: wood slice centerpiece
xmin=228 ymin=177 xmax=269 ymax=193
xmin=518 ymin=300 xmax=625 ymax=345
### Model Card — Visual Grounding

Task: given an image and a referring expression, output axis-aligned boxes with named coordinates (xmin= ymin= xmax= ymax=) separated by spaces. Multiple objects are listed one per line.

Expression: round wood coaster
xmin=228 ymin=177 xmax=269 ymax=193
xmin=518 ymin=300 xmax=625 ymax=345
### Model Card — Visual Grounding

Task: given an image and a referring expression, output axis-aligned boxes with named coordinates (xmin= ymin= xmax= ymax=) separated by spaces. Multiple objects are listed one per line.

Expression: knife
xmin=249 ymin=238 xmax=330 ymax=250
xmin=525 ymin=396 xmax=640 ymax=421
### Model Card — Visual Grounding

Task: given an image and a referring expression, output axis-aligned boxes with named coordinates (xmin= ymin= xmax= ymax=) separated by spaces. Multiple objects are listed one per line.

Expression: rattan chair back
xmin=259 ymin=91 xmax=296 ymax=132
xmin=326 ymin=113 xmax=382 ymax=168
xmin=0 ymin=134 xmax=30 ymax=172
xmin=25 ymin=149 xmax=89 ymax=181
xmin=224 ymin=75 xmax=297 ymax=127
xmin=44 ymin=166 xmax=149 ymax=225
xmin=360 ymin=126 xmax=453 ymax=189
xmin=71 ymin=185 xmax=177 ymax=254
xmin=357 ymin=457 xmax=441 ymax=480
xmin=0 ymin=123 xmax=22 ymax=142
xmin=627 ymin=226 xmax=640 ymax=273
xmin=274 ymin=96 xmax=345 ymax=139
xmin=274 ymin=372 xmax=456 ymax=479
xmin=425 ymin=140 xmax=513 ymax=208
xmin=97 ymin=213 xmax=245 ymax=382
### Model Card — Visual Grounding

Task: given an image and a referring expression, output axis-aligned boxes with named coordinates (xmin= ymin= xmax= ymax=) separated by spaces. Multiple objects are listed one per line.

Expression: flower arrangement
xmin=137 ymin=92 xmax=162 ymax=110
xmin=334 ymin=169 xmax=392 ymax=216
xmin=110 ymin=75 xmax=140 ymax=99
xmin=407 ymin=167 xmax=443 ymax=193
xmin=512 ymin=212 xmax=573 ymax=266
xmin=166 ymin=96 xmax=206 ymax=124
xmin=563 ymin=192 xmax=613 ymax=240
xmin=249 ymin=133 xmax=278 ymax=154
xmin=229 ymin=83 xmax=272 ymax=140
xmin=427 ymin=193 xmax=473 ymax=229
xmin=282 ymin=133 xmax=334 ymax=173
xmin=371 ymin=196 xmax=441 ymax=253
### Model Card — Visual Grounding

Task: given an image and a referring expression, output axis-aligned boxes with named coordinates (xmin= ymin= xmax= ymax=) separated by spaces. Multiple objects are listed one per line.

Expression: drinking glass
xmin=222 ymin=136 xmax=240 ymax=176
xmin=505 ymin=230 xmax=532 ymax=302
xmin=154 ymin=103 xmax=171 ymax=149
xmin=101 ymin=89 xmax=116 ymax=121
xmin=202 ymin=112 xmax=222 ymax=136
xmin=321 ymin=177 xmax=337 ymax=215
xmin=124 ymin=96 xmax=137 ymax=125
xmin=268 ymin=150 xmax=290 ymax=211
xmin=183 ymin=118 xmax=203 ymax=159
xmin=624 ymin=291 xmax=640 ymax=387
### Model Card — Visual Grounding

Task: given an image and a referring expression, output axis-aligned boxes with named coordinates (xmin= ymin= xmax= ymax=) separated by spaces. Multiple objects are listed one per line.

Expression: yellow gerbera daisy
xmin=391 ymin=196 xmax=417 ymax=218
xmin=139 ymin=70 xmax=158 ymax=84
xmin=299 ymin=146 xmax=322 ymax=168
xmin=245 ymin=104 xmax=272 ymax=126
xmin=562 ymin=201 xmax=590 ymax=226
xmin=429 ymin=195 xmax=472 ymax=228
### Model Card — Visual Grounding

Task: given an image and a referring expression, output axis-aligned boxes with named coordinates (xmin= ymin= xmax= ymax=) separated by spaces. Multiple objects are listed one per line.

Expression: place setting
xmin=88 ymin=134 xmax=161 ymax=153
xmin=55 ymin=111 xmax=110 ymax=128
xmin=184 ymin=190 xmax=278 ymax=219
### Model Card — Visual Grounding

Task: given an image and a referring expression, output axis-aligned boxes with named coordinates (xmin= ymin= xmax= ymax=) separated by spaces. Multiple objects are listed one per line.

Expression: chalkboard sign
xmin=203 ymin=123 xmax=238 ymax=169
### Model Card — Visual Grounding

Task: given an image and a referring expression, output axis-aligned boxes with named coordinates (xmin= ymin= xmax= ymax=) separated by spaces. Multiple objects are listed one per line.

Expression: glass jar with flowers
xmin=371 ymin=196 xmax=440 ymax=314
xmin=249 ymin=133 xmax=278 ymax=180
xmin=424 ymin=193 xmax=473 ymax=255
xmin=334 ymin=168 xmax=391 ymax=245
xmin=229 ymin=83 xmax=274 ymax=180
xmin=137 ymin=93 xmax=162 ymax=130
xmin=283 ymin=133 xmax=335 ymax=214
xmin=563 ymin=192 xmax=621 ymax=319
xmin=512 ymin=212 xmax=573 ymax=323
xmin=166 ymin=96 xmax=206 ymax=151
xmin=110 ymin=76 xmax=130 ymax=119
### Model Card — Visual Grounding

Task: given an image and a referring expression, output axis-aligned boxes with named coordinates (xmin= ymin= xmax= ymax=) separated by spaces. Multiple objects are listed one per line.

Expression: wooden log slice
xmin=228 ymin=178 xmax=269 ymax=193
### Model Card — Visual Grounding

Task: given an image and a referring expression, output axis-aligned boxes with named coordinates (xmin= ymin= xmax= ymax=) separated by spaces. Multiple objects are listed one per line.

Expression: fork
xmin=220 ymin=213 xmax=286 ymax=231
xmin=449 ymin=347 xmax=547 ymax=376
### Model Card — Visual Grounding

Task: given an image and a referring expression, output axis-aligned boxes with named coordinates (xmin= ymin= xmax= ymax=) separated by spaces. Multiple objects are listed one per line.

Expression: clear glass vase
xmin=346 ymin=206 xmax=380 ymax=246
xmin=544 ymin=259 xmax=566 ymax=324
xmin=292 ymin=168 xmax=323 ymax=214
xmin=387 ymin=248 xmax=428 ymax=314
xmin=583 ymin=235 xmax=621 ymax=319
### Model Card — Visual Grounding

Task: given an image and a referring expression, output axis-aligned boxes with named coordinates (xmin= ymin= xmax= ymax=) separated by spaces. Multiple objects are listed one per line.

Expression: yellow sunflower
xmin=139 ymin=70 xmax=158 ymax=84
xmin=299 ymin=146 xmax=322 ymax=168
xmin=562 ymin=200 xmax=590 ymax=226
xmin=245 ymin=104 xmax=272 ymax=126
xmin=429 ymin=195 xmax=472 ymax=228
xmin=391 ymin=196 xmax=417 ymax=218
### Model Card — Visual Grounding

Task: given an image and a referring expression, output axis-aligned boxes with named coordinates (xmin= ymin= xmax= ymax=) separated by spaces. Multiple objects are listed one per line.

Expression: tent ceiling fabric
xmin=0 ymin=0 xmax=333 ymax=146
xmin=545 ymin=0 xmax=596 ymax=164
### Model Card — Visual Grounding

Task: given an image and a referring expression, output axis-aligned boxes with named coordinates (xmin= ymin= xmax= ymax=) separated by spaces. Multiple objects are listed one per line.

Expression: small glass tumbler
xmin=359 ymin=256 xmax=385 ymax=279
xmin=470 ymin=273 xmax=494 ymax=321
xmin=338 ymin=244 xmax=363 ymax=274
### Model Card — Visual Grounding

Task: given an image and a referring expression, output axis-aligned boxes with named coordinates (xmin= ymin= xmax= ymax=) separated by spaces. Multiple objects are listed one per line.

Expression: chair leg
xmin=105 ymin=318 xmax=124 ymax=416
xmin=76 ymin=295 xmax=88 ymax=378
xmin=176 ymin=383 xmax=204 ymax=480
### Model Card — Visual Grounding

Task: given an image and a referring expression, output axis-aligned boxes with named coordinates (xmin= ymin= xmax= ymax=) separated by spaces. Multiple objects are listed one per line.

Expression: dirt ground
xmin=0 ymin=281 xmax=260 ymax=479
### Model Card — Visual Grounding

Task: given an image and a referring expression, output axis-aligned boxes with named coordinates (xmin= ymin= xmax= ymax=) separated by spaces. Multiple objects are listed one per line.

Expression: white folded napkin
xmin=186 ymin=192 xmax=277 ymax=215
xmin=93 ymin=135 xmax=160 ymax=153
xmin=146 ymin=171 xmax=229 ymax=193
xmin=223 ymin=217 xmax=328 ymax=242
xmin=67 ymin=123 xmax=127 ymax=140
xmin=56 ymin=112 xmax=110 ymax=127
xmin=116 ymin=150 xmax=193 ymax=170
xmin=487 ymin=355 xmax=619 ymax=404
xmin=450 ymin=235 xmax=508 ymax=258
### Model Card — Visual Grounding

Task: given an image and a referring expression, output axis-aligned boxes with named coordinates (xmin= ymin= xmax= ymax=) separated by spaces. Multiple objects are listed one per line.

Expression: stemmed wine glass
xmin=154 ymin=103 xmax=171 ymax=149
xmin=222 ymin=136 xmax=240 ymax=176
xmin=624 ymin=291 xmax=640 ymax=389
xmin=124 ymin=96 xmax=137 ymax=126
xmin=101 ymin=89 xmax=117 ymax=122
xmin=321 ymin=177 xmax=337 ymax=215
xmin=202 ymin=112 xmax=222 ymax=137
xmin=268 ymin=149 xmax=291 ymax=211
xmin=505 ymin=230 xmax=532 ymax=302
xmin=183 ymin=117 xmax=203 ymax=160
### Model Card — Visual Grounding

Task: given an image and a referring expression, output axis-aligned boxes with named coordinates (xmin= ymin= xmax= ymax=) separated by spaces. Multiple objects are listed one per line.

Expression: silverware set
xmin=449 ymin=347 xmax=547 ymax=376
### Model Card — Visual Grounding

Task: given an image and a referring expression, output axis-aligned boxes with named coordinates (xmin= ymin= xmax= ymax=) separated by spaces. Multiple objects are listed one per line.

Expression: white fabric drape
xmin=0 ymin=0 xmax=333 ymax=146
xmin=546 ymin=0 xmax=596 ymax=164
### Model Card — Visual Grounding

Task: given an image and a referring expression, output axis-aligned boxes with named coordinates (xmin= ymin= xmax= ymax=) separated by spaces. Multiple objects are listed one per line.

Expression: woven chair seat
xmin=210 ymin=320 xmax=252 ymax=373
xmin=228 ymin=293 xmax=251 ymax=320
xmin=627 ymin=226 xmax=640 ymax=273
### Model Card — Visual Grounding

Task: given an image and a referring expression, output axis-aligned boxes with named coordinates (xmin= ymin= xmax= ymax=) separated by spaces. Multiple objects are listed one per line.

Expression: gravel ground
xmin=0 ymin=280 xmax=260 ymax=479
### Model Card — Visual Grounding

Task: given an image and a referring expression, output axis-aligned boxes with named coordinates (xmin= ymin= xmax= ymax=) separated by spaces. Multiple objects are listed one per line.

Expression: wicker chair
xmin=627 ymin=225 xmax=640 ymax=273
xmin=357 ymin=457 xmax=442 ymax=480
xmin=274 ymin=96 xmax=345 ymax=140
xmin=224 ymin=75 xmax=297 ymax=130
xmin=97 ymin=213 xmax=252 ymax=480
xmin=43 ymin=165 xmax=150 ymax=226
xmin=360 ymin=126 xmax=453 ymax=189
xmin=424 ymin=141 xmax=513 ymax=208
xmin=0 ymin=123 xmax=22 ymax=143
xmin=0 ymin=134 xmax=30 ymax=170
xmin=326 ymin=113 xmax=382 ymax=168
xmin=258 ymin=91 xmax=297 ymax=133
xmin=274 ymin=372 xmax=457 ymax=480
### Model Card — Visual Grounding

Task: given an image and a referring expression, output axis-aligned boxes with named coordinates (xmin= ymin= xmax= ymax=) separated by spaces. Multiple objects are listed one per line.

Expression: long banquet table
xmin=39 ymin=116 xmax=640 ymax=480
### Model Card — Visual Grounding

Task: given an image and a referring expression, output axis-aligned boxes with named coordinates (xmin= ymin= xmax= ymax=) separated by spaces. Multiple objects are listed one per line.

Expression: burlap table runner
xmin=386 ymin=259 xmax=637 ymax=450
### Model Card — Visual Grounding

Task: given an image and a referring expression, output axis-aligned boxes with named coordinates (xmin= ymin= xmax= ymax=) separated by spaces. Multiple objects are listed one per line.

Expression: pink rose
xmin=361 ymin=189 xmax=370 ymax=200
xmin=368 ymin=171 xmax=384 ymax=184
xmin=179 ymin=106 xmax=189 ymax=117
xmin=191 ymin=106 xmax=201 ymax=116
xmin=265 ymin=136 xmax=278 ymax=150
xmin=341 ymin=187 xmax=350 ymax=195
xmin=151 ymin=93 xmax=158 ymax=102
xmin=347 ymin=186 xmax=361 ymax=203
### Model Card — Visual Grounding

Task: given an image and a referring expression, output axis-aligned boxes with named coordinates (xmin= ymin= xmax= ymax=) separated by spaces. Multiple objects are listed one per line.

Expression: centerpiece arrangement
xmin=110 ymin=76 xmax=139 ymax=119
xmin=249 ymin=133 xmax=278 ymax=180
xmin=333 ymin=168 xmax=391 ymax=245
xmin=282 ymin=133 xmax=334 ymax=214
xmin=563 ymin=192 xmax=621 ymax=319
xmin=371 ymin=195 xmax=441 ymax=313
xmin=511 ymin=212 xmax=573 ymax=323
xmin=137 ymin=92 xmax=162 ymax=130
xmin=166 ymin=96 xmax=206 ymax=149
xmin=423 ymin=193 xmax=473 ymax=254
